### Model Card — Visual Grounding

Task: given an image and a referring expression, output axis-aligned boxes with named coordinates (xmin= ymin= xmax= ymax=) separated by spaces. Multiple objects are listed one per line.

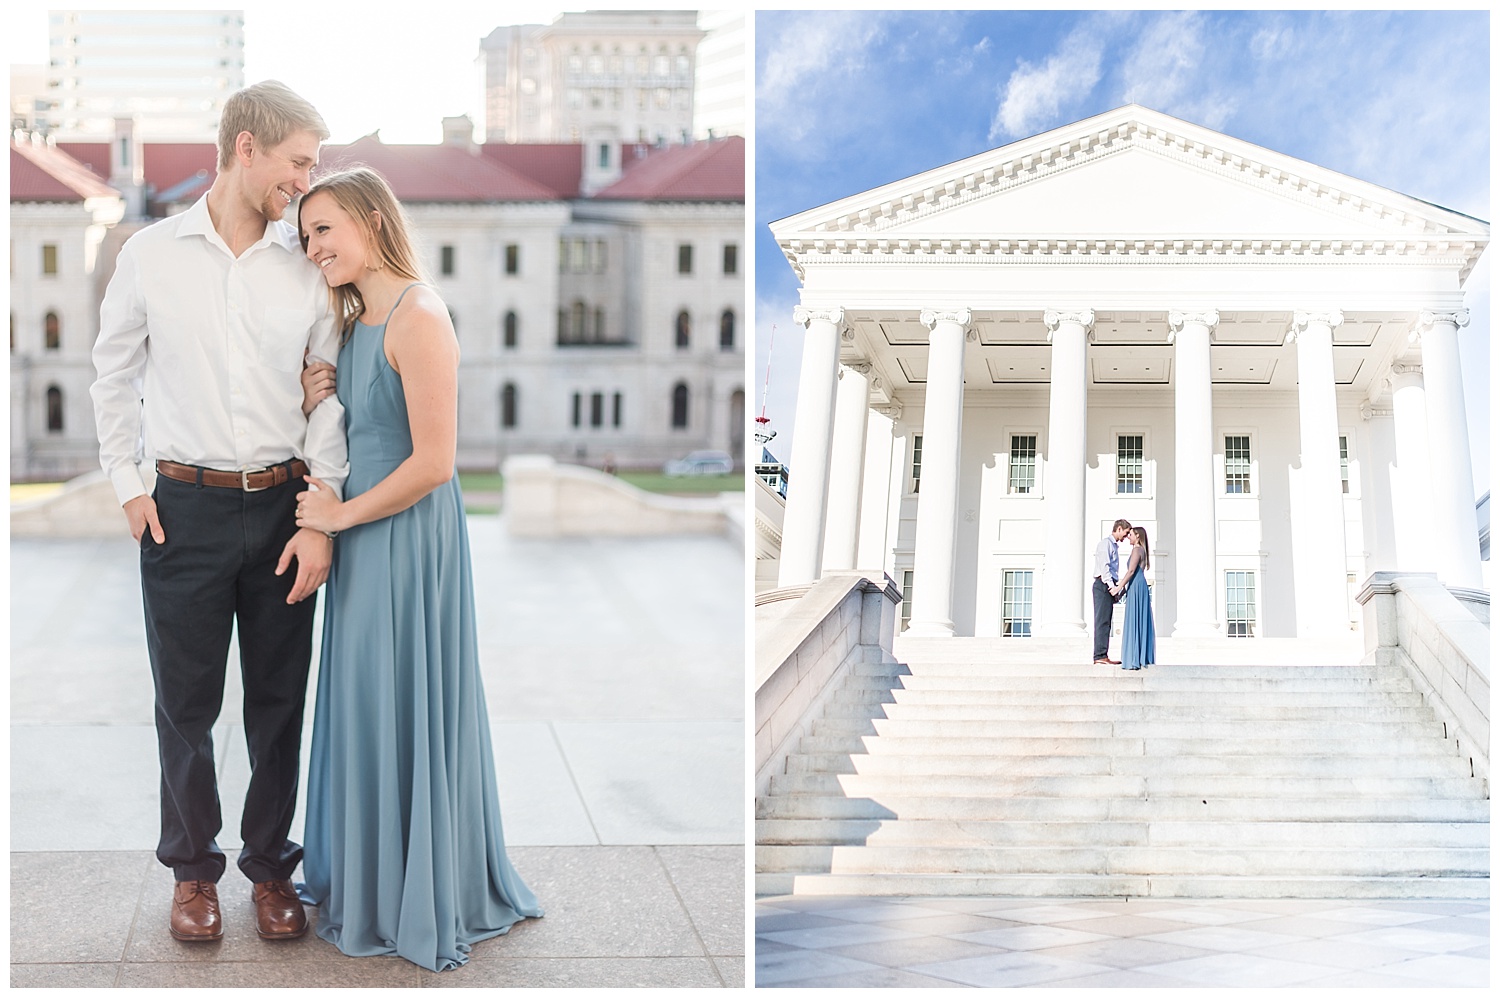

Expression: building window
xmin=1009 ymin=435 xmax=1037 ymax=494
xmin=46 ymin=385 xmax=63 ymax=432
xmin=1225 ymin=435 xmax=1252 ymax=494
xmin=501 ymin=382 xmax=517 ymax=428
xmin=1002 ymin=570 xmax=1035 ymax=637
xmin=671 ymin=382 xmax=689 ymax=429
xmin=595 ymin=239 xmax=607 ymax=273
xmin=598 ymin=143 xmax=610 ymax=169
xmin=504 ymin=243 xmax=520 ymax=275
xmin=612 ymin=391 xmax=622 ymax=428
xmin=1226 ymin=571 xmax=1257 ymax=637
xmin=571 ymin=392 xmax=582 ymax=428
xmin=677 ymin=243 xmax=692 ymax=274
xmin=558 ymin=238 xmax=569 ymax=272
xmin=589 ymin=391 xmax=604 ymax=428
xmin=911 ymin=434 xmax=923 ymax=494
xmin=572 ymin=300 xmax=587 ymax=341
xmin=1339 ymin=435 xmax=1350 ymax=494
xmin=42 ymin=244 xmax=57 ymax=275
xmin=675 ymin=310 xmax=690 ymax=349
xmin=595 ymin=307 xmax=605 ymax=342
xmin=723 ymin=243 xmax=738 ymax=275
xmin=44 ymin=311 xmax=60 ymax=351
xmin=440 ymin=245 xmax=455 ymax=276
xmin=1116 ymin=435 xmax=1143 ymax=494
xmin=719 ymin=309 xmax=735 ymax=350
xmin=900 ymin=570 xmax=914 ymax=633
xmin=572 ymin=238 xmax=588 ymax=273
xmin=503 ymin=310 xmax=518 ymax=348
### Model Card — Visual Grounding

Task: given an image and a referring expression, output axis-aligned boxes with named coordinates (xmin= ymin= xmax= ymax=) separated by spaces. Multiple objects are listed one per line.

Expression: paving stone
xmin=655 ymin=845 xmax=745 ymax=956
xmin=423 ymin=956 xmax=724 ymax=988
xmin=10 ymin=852 xmax=154 ymax=964
xmin=9 ymin=963 xmax=122 ymax=987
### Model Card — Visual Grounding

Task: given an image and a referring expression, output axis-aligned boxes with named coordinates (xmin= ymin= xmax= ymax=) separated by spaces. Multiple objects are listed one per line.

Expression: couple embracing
xmin=90 ymin=80 xmax=540 ymax=972
xmin=1091 ymin=518 xmax=1156 ymax=670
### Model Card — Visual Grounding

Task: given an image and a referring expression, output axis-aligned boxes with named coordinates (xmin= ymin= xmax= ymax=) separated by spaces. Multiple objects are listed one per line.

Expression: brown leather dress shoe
xmin=252 ymin=879 xmax=308 ymax=939
xmin=170 ymin=880 xmax=223 ymax=942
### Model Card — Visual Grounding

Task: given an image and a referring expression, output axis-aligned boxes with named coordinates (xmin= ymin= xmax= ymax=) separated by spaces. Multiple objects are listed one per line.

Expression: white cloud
xmin=757 ymin=12 xmax=890 ymax=150
xmin=990 ymin=26 xmax=1103 ymax=141
xmin=1118 ymin=12 xmax=1238 ymax=131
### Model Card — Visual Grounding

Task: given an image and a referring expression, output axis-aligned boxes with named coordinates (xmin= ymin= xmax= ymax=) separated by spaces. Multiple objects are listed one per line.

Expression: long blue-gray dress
xmin=300 ymin=286 xmax=541 ymax=971
xmin=1120 ymin=551 xmax=1156 ymax=671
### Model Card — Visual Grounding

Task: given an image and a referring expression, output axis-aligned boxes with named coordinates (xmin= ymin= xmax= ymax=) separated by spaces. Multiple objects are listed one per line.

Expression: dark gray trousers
xmin=140 ymin=468 xmax=314 ymax=883
xmin=1092 ymin=577 xmax=1116 ymax=661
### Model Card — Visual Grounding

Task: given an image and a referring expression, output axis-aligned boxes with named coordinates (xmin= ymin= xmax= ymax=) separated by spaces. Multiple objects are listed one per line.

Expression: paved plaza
xmin=10 ymin=516 xmax=746 ymax=987
xmin=756 ymin=894 xmax=1488 ymax=988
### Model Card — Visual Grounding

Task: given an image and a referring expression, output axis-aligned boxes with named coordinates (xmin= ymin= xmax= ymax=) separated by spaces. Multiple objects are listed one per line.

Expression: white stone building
xmin=10 ymin=137 xmax=125 ymax=480
xmin=770 ymin=105 xmax=1488 ymax=640
xmin=41 ymin=9 xmax=246 ymax=141
xmin=9 ymin=130 xmax=745 ymax=479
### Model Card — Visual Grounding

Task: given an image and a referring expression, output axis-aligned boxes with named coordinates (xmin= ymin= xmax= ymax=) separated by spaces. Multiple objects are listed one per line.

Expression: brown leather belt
xmin=156 ymin=459 xmax=308 ymax=492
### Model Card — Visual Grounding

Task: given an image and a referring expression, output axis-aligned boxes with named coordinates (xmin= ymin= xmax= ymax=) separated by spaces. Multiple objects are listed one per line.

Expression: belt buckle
xmin=241 ymin=468 xmax=270 ymax=493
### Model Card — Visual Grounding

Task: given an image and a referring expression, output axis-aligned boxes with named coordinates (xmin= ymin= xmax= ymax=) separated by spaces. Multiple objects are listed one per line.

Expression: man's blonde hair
xmin=217 ymin=80 xmax=329 ymax=171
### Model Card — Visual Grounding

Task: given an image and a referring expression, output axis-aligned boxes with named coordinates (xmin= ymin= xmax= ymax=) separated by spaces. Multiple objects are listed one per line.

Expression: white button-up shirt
xmin=92 ymin=194 xmax=348 ymax=505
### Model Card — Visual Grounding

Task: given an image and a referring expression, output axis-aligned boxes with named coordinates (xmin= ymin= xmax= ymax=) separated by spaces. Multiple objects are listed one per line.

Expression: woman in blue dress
xmin=1112 ymin=526 xmax=1156 ymax=670
xmin=292 ymin=167 xmax=541 ymax=971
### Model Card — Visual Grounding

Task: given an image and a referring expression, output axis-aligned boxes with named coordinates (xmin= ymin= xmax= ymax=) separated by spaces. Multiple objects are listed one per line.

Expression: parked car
xmin=663 ymin=450 xmax=735 ymax=476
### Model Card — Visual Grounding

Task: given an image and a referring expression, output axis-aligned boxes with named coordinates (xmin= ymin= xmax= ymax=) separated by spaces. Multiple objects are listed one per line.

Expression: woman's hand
xmin=295 ymin=475 xmax=346 ymax=535
xmin=300 ymin=352 xmax=336 ymax=417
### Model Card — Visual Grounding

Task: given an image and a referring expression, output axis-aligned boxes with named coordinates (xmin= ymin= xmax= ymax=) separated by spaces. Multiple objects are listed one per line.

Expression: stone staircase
xmin=755 ymin=639 xmax=1490 ymax=898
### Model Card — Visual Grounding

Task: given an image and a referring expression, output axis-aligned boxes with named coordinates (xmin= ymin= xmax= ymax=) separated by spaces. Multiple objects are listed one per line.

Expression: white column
xmin=1358 ymin=399 xmax=1398 ymax=574
xmin=1169 ymin=309 xmax=1220 ymax=636
xmin=1289 ymin=310 xmax=1350 ymax=634
xmin=777 ymin=306 xmax=843 ymax=587
xmin=1388 ymin=364 xmax=1435 ymax=573
xmin=1414 ymin=309 xmax=1483 ymax=588
xmin=821 ymin=362 xmax=871 ymax=572
xmin=905 ymin=308 xmax=970 ymax=637
xmin=1036 ymin=308 xmax=1092 ymax=636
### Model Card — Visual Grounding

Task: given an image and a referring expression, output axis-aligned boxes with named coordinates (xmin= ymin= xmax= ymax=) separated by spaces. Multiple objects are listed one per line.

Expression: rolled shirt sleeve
xmin=301 ymin=304 xmax=348 ymax=498
xmin=91 ymin=241 xmax=151 ymax=506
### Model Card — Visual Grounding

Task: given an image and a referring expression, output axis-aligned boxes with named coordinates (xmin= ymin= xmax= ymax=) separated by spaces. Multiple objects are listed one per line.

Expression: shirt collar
xmin=175 ymin=193 xmax=303 ymax=256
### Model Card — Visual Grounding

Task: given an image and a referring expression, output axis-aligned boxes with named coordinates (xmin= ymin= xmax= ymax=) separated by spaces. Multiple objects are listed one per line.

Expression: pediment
xmin=772 ymin=106 xmax=1488 ymax=278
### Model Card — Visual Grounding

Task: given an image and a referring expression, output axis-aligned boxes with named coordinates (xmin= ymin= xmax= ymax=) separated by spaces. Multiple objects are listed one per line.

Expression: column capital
xmin=1414 ymin=308 xmax=1470 ymax=340
xmin=842 ymin=361 xmax=872 ymax=376
xmin=1043 ymin=308 xmax=1095 ymax=332
xmin=1168 ymin=309 xmax=1220 ymax=332
xmin=1361 ymin=400 xmax=1394 ymax=420
xmin=1287 ymin=310 xmax=1344 ymax=343
xmin=918 ymin=308 xmax=972 ymax=331
xmin=792 ymin=305 xmax=845 ymax=331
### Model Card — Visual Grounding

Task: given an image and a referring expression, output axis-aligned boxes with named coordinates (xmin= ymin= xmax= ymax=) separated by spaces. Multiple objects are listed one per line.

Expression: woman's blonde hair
xmin=298 ymin=166 xmax=427 ymax=340
xmin=217 ymin=80 xmax=328 ymax=171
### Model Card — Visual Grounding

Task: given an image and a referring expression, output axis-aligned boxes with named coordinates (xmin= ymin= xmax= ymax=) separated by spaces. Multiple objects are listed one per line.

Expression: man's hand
xmin=275 ymin=527 xmax=333 ymax=604
xmin=123 ymin=494 xmax=165 ymax=544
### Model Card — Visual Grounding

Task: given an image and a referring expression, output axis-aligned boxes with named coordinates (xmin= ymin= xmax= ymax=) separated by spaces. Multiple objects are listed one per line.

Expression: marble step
xmin=837 ymin=676 xmax=1413 ymax=695
xmin=755 ymin=793 xmax=1492 ymax=822
xmin=855 ymin=662 xmax=1407 ymax=680
xmin=768 ymin=771 xmax=1489 ymax=800
xmin=839 ymin=679 xmax=1428 ymax=707
xmin=754 ymin=818 xmax=1490 ymax=849
xmin=826 ymin=694 xmax=1432 ymax=723
xmin=755 ymin=843 xmax=1490 ymax=877
xmin=794 ymin=734 xmax=1460 ymax=758
xmin=755 ymin=872 xmax=1489 ymax=900
xmin=811 ymin=717 xmax=1449 ymax=740
xmin=782 ymin=751 xmax=1473 ymax=779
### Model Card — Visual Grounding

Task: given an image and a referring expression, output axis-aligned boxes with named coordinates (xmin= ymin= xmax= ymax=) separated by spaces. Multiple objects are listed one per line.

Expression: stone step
xmin=755 ymin=844 xmax=1490 ymax=877
xmin=755 ymin=794 xmax=1492 ymax=823
xmin=856 ymin=662 xmax=1406 ymax=681
xmin=891 ymin=636 xmax=1367 ymax=667
xmin=755 ymin=872 xmax=1489 ymax=900
xmin=794 ymin=734 xmax=1460 ymax=758
xmin=840 ymin=678 xmax=1428 ymax=708
xmin=783 ymin=751 xmax=1473 ymax=779
xmin=827 ymin=694 xmax=1432 ymax=723
xmin=838 ymin=674 xmax=1415 ymax=693
xmin=754 ymin=818 xmax=1490 ymax=849
xmin=768 ymin=772 xmax=1489 ymax=800
xmin=811 ymin=717 xmax=1450 ymax=740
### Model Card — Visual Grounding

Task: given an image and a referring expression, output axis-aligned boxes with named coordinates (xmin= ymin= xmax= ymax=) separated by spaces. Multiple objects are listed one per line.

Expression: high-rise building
xmin=43 ymin=9 xmax=246 ymax=141
xmin=693 ymin=11 xmax=745 ymax=139
xmin=479 ymin=11 xmax=704 ymax=149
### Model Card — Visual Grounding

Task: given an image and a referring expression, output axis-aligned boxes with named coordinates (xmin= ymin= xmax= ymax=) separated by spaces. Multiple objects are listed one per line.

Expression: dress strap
xmin=371 ymin=282 xmax=424 ymax=328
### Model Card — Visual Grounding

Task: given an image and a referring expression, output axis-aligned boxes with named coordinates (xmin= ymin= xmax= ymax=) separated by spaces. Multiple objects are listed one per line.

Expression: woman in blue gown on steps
xmin=292 ymin=166 xmax=541 ymax=972
xmin=1112 ymin=526 xmax=1156 ymax=671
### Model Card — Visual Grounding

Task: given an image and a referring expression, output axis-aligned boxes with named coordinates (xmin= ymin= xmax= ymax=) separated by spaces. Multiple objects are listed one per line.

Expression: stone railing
xmin=754 ymin=571 xmax=903 ymax=797
xmin=503 ymin=455 xmax=734 ymax=538
xmin=1357 ymin=572 xmax=1490 ymax=781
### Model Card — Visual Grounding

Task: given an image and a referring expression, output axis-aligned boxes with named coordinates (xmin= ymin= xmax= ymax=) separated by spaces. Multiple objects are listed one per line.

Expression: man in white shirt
xmin=91 ymin=80 xmax=348 ymax=945
xmin=1091 ymin=519 xmax=1131 ymax=665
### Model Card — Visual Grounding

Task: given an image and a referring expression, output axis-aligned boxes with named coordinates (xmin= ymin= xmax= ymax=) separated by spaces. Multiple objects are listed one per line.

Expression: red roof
xmin=594 ymin=136 xmax=744 ymax=201
xmin=481 ymin=144 xmax=583 ymax=198
xmin=10 ymin=141 xmax=119 ymax=201
xmin=319 ymin=136 xmax=560 ymax=202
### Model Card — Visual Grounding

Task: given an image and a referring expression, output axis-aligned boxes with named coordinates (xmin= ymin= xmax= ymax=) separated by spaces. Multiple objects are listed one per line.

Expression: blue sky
xmin=753 ymin=9 xmax=1491 ymax=497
